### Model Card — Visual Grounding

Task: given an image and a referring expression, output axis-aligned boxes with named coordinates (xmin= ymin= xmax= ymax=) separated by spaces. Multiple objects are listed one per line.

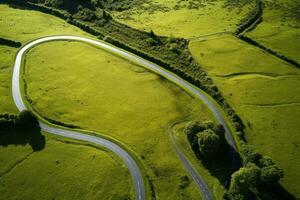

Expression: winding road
xmin=12 ymin=35 xmax=238 ymax=200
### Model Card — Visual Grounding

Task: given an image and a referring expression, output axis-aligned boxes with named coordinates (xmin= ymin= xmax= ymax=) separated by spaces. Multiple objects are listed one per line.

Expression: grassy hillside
xmin=0 ymin=45 xmax=18 ymax=114
xmin=0 ymin=4 xmax=133 ymax=200
xmin=23 ymin=40 xmax=223 ymax=199
xmin=245 ymin=0 xmax=300 ymax=63
xmin=0 ymin=4 xmax=91 ymax=43
xmin=112 ymin=0 xmax=255 ymax=38
xmin=0 ymin=134 xmax=133 ymax=200
xmin=189 ymin=34 xmax=300 ymax=198
xmin=0 ymin=4 xmax=91 ymax=115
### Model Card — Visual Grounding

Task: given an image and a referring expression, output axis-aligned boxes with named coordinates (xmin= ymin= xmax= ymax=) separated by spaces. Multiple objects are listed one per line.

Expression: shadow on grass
xmin=256 ymin=183 xmax=297 ymax=200
xmin=192 ymin=141 xmax=242 ymax=188
xmin=0 ymin=125 xmax=45 ymax=151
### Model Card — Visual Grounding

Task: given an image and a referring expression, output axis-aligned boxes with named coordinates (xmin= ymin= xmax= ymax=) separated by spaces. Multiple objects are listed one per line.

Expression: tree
xmin=258 ymin=155 xmax=275 ymax=167
xmin=228 ymin=164 xmax=261 ymax=199
xmin=240 ymin=144 xmax=261 ymax=165
xmin=214 ymin=124 xmax=225 ymax=135
xmin=261 ymin=165 xmax=283 ymax=186
xmin=214 ymin=124 xmax=226 ymax=144
xmin=185 ymin=121 xmax=204 ymax=135
xmin=197 ymin=129 xmax=220 ymax=157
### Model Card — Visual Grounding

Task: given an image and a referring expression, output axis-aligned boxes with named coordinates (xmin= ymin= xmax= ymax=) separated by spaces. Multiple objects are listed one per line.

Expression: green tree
xmin=261 ymin=165 xmax=283 ymax=186
xmin=228 ymin=164 xmax=261 ymax=199
xmin=185 ymin=121 xmax=204 ymax=135
xmin=197 ymin=129 xmax=220 ymax=157
xmin=258 ymin=155 xmax=275 ymax=167
xmin=214 ymin=124 xmax=225 ymax=135
xmin=240 ymin=144 xmax=261 ymax=165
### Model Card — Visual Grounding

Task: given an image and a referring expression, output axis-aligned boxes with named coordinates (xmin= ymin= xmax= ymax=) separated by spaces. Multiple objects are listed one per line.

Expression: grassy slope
xmin=245 ymin=0 xmax=300 ymax=63
xmin=0 ymin=4 xmax=132 ymax=200
xmin=24 ymin=40 xmax=221 ymax=199
xmin=0 ymin=5 xmax=91 ymax=43
xmin=189 ymin=34 xmax=300 ymax=197
xmin=0 ymin=45 xmax=18 ymax=114
xmin=112 ymin=0 xmax=254 ymax=38
xmin=0 ymin=135 xmax=133 ymax=200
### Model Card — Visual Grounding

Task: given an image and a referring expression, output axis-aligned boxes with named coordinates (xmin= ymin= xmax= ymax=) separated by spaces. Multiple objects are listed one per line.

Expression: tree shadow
xmin=192 ymin=141 xmax=242 ymax=188
xmin=0 ymin=125 xmax=45 ymax=151
xmin=254 ymin=182 xmax=297 ymax=200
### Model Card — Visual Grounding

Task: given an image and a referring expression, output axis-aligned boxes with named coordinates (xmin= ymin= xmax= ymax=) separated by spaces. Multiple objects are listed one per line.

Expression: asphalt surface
xmin=12 ymin=35 xmax=239 ymax=200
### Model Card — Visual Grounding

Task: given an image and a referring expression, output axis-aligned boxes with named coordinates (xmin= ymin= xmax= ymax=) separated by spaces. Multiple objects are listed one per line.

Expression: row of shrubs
xmin=0 ymin=37 xmax=21 ymax=47
xmin=235 ymin=0 xmax=264 ymax=35
xmin=225 ymin=144 xmax=284 ymax=200
xmin=239 ymin=35 xmax=300 ymax=68
xmin=2 ymin=0 xmax=247 ymax=140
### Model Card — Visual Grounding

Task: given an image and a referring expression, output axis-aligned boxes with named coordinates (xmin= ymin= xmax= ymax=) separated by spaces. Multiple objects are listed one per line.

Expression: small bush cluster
xmin=185 ymin=121 xmax=226 ymax=158
xmin=225 ymin=144 xmax=284 ymax=200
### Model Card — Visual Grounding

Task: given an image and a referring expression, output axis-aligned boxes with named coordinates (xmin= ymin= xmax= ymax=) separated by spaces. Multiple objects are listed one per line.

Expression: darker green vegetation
xmin=224 ymin=144 xmax=295 ymax=200
xmin=0 ymin=110 xmax=45 ymax=151
xmin=185 ymin=121 xmax=240 ymax=186
xmin=0 ymin=37 xmax=21 ymax=47
xmin=186 ymin=120 xmax=293 ymax=199
xmin=2 ymin=0 xmax=246 ymax=141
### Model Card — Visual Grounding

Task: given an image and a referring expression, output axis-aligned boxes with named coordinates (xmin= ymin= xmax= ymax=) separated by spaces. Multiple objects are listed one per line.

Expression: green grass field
xmin=111 ymin=0 xmax=255 ymax=38
xmin=0 ymin=134 xmax=133 ymax=200
xmin=0 ymin=4 xmax=91 ymax=43
xmin=24 ymin=39 xmax=221 ymax=199
xmin=0 ymin=5 xmax=132 ymax=200
xmin=189 ymin=34 xmax=300 ymax=198
xmin=245 ymin=0 xmax=300 ymax=63
xmin=0 ymin=45 xmax=18 ymax=114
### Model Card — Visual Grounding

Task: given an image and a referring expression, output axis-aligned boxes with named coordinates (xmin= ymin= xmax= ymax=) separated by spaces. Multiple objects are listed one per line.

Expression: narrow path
xmin=12 ymin=35 xmax=239 ymax=200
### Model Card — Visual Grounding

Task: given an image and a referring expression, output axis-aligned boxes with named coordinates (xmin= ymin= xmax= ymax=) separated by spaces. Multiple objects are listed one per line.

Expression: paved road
xmin=12 ymin=36 xmax=145 ymax=200
xmin=12 ymin=35 xmax=238 ymax=200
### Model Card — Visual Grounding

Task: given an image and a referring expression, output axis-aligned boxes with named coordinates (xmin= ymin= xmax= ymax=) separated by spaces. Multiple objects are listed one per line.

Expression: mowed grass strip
xmin=189 ymin=34 xmax=300 ymax=198
xmin=24 ymin=40 xmax=217 ymax=199
xmin=0 ymin=134 xmax=133 ymax=200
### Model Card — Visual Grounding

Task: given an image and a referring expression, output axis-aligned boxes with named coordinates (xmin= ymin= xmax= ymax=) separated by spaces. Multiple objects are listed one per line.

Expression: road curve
xmin=12 ymin=35 xmax=238 ymax=200
xmin=12 ymin=36 xmax=146 ymax=200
